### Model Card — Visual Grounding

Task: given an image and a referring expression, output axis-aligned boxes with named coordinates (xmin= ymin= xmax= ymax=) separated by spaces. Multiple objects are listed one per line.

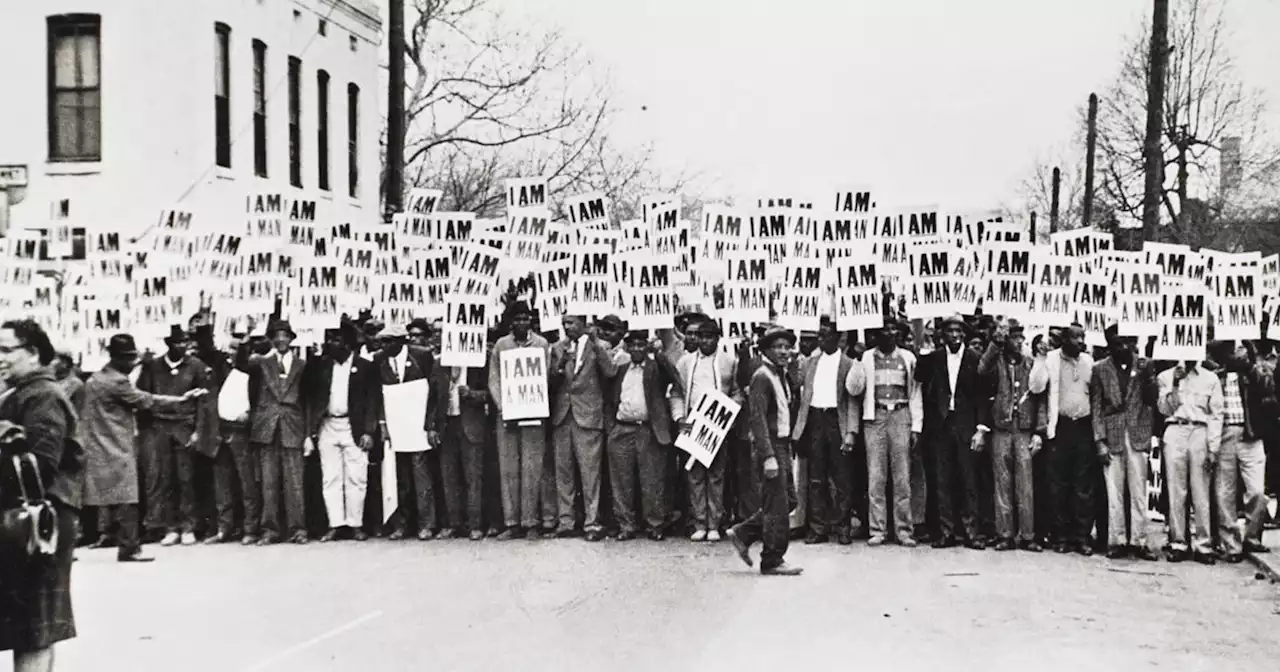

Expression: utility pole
xmin=385 ymin=0 xmax=406 ymax=219
xmin=1029 ymin=211 xmax=1038 ymax=240
xmin=1141 ymin=0 xmax=1170 ymax=243
xmin=1049 ymin=167 xmax=1061 ymax=235
xmin=1082 ymin=93 xmax=1098 ymax=233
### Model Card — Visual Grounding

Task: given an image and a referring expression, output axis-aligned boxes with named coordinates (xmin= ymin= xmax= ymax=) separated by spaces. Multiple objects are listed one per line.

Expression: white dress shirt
xmin=329 ymin=356 xmax=352 ymax=416
xmin=447 ymin=367 xmax=463 ymax=417
xmin=946 ymin=347 xmax=963 ymax=411
xmin=810 ymin=350 xmax=841 ymax=409
xmin=164 ymin=355 xmax=183 ymax=375
xmin=572 ymin=334 xmax=589 ymax=374
xmin=277 ymin=350 xmax=294 ymax=378
xmin=389 ymin=348 xmax=409 ymax=382
xmin=685 ymin=352 xmax=721 ymax=418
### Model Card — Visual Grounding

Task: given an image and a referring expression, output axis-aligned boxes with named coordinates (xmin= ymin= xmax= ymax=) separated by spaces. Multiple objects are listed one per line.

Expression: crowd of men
xmin=63 ymin=302 xmax=1279 ymax=575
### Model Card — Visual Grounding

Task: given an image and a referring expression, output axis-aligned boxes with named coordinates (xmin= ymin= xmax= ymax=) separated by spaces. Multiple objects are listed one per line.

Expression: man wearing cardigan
xmin=727 ymin=327 xmax=802 ymax=576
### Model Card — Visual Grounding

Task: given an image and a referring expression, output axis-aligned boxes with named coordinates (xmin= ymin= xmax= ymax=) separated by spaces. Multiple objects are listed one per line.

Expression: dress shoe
xmin=932 ymin=536 xmax=958 ymax=549
xmin=1193 ymin=552 xmax=1216 ymax=566
xmin=555 ymin=528 xmax=577 ymax=539
xmin=241 ymin=535 xmax=259 ymax=546
xmin=726 ymin=527 xmax=753 ymax=568
xmin=706 ymin=530 xmax=722 ymax=542
xmin=761 ymin=562 xmax=803 ymax=576
xmin=836 ymin=530 xmax=854 ymax=546
xmin=965 ymin=539 xmax=986 ymax=551
xmin=436 ymin=528 xmax=457 ymax=540
xmin=867 ymin=535 xmax=886 ymax=547
xmin=495 ymin=528 xmax=520 ymax=541
xmin=616 ymin=530 xmax=635 ymax=541
xmin=585 ymin=530 xmax=604 ymax=542
xmin=1054 ymin=543 xmax=1072 ymax=554
xmin=899 ymin=536 xmax=919 ymax=548
xmin=1019 ymin=540 xmax=1043 ymax=553
xmin=160 ymin=532 xmax=180 ymax=547
xmin=290 ymin=532 xmax=309 ymax=545
xmin=1222 ymin=553 xmax=1245 ymax=564
xmin=1074 ymin=543 xmax=1093 ymax=557
xmin=525 ymin=527 xmax=542 ymax=540
xmin=1244 ymin=539 xmax=1270 ymax=554
xmin=89 ymin=536 xmax=117 ymax=549
xmin=690 ymin=530 xmax=708 ymax=542
xmin=204 ymin=532 xmax=229 ymax=545
xmin=417 ymin=529 xmax=435 ymax=541
xmin=469 ymin=530 xmax=485 ymax=541
xmin=1166 ymin=549 xmax=1188 ymax=563
xmin=180 ymin=531 xmax=198 ymax=546
xmin=993 ymin=539 xmax=1016 ymax=552
xmin=1106 ymin=546 xmax=1129 ymax=560
xmin=648 ymin=529 xmax=665 ymax=542
xmin=804 ymin=533 xmax=828 ymax=545
xmin=353 ymin=529 xmax=369 ymax=541
xmin=1132 ymin=547 xmax=1158 ymax=561
xmin=388 ymin=529 xmax=406 ymax=541
xmin=117 ymin=551 xmax=155 ymax=563
xmin=257 ymin=534 xmax=280 ymax=546
xmin=319 ymin=529 xmax=341 ymax=543
xmin=486 ymin=528 xmax=501 ymax=538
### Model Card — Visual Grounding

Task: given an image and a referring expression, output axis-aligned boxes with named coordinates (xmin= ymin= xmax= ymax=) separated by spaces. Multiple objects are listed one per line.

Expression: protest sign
xmin=1210 ymin=261 xmax=1261 ymax=341
xmin=505 ymin=177 xmax=547 ymax=209
xmin=1029 ymin=250 xmax=1074 ymax=327
xmin=505 ymin=208 xmax=551 ymax=274
xmin=980 ymin=243 xmax=1032 ymax=319
xmin=906 ymin=243 xmax=954 ymax=320
xmin=1144 ymin=242 xmax=1205 ymax=289
xmin=833 ymin=253 xmax=883 ymax=331
xmin=535 ymin=256 xmax=572 ymax=332
xmin=1070 ymin=269 xmax=1110 ymax=347
xmin=406 ymin=188 xmax=442 ymax=215
xmin=568 ymin=245 xmax=612 ymax=316
xmin=723 ymin=248 xmax=770 ymax=323
xmin=439 ymin=297 xmax=488 ymax=367
xmin=500 ymin=347 xmax=550 ymax=421
xmin=674 ymin=389 xmax=742 ymax=470
xmin=564 ymin=191 xmax=612 ymax=229
xmin=1110 ymin=259 xmax=1162 ymax=337
xmin=777 ymin=258 xmax=824 ymax=332
xmin=1153 ymin=288 xmax=1208 ymax=361
xmin=624 ymin=254 xmax=674 ymax=330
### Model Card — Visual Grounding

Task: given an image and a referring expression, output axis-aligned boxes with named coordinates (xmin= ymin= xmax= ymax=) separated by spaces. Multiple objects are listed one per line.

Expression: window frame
xmin=347 ymin=83 xmax=359 ymax=198
xmin=317 ymin=69 xmax=330 ymax=191
xmin=287 ymin=55 xmax=302 ymax=188
xmin=252 ymin=39 xmax=268 ymax=178
xmin=47 ymin=13 xmax=103 ymax=163
xmin=214 ymin=23 xmax=232 ymax=168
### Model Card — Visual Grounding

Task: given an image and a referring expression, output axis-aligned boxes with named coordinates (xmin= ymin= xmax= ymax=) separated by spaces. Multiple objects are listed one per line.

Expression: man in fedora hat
xmin=375 ymin=322 xmax=441 ymax=540
xmin=727 ymin=327 xmax=803 ymax=576
xmin=136 ymin=325 xmax=211 ymax=547
xmin=82 ymin=334 xmax=208 ymax=561
xmin=237 ymin=318 xmax=309 ymax=544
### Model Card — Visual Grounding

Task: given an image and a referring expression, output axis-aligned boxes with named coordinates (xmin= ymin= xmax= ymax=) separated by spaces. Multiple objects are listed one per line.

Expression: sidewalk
xmin=1247 ymin=528 xmax=1280 ymax=580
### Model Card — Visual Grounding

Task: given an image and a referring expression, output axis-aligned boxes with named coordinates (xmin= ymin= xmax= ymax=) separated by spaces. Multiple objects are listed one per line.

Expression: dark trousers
xmin=733 ymin=432 xmax=760 ymax=522
xmin=440 ymin=416 xmax=484 ymax=531
xmin=804 ymin=409 xmax=852 ymax=536
xmin=142 ymin=430 xmax=197 ymax=534
xmin=482 ymin=427 xmax=503 ymax=532
xmin=607 ymin=422 xmax=667 ymax=533
xmin=1265 ymin=437 xmax=1280 ymax=496
xmin=933 ymin=414 xmax=981 ymax=541
xmin=213 ymin=426 xmax=262 ymax=537
xmin=1033 ymin=444 xmax=1056 ymax=543
xmin=850 ymin=430 xmax=869 ymax=529
xmin=1051 ymin=416 xmax=1097 ymax=545
xmin=99 ymin=503 xmax=142 ymax=558
xmin=975 ymin=447 xmax=997 ymax=540
xmin=258 ymin=440 xmax=306 ymax=537
xmin=391 ymin=452 xmax=436 ymax=532
xmin=733 ymin=439 xmax=795 ymax=570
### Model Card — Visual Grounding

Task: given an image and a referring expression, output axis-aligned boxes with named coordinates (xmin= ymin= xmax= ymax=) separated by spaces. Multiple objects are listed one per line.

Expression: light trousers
xmin=1103 ymin=434 xmax=1150 ymax=549
xmin=865 ymin=407 xmax=913 ymax=541
xmin=991 ymin=429 xmax=1035 ymax=542
xmin=318 ymin=417 xmax=368 ymax=529
xmin=1164 ymin=424 xmax=1212 ymax=554
xmin=1216 ymin=426 xmax=1267 ymax=555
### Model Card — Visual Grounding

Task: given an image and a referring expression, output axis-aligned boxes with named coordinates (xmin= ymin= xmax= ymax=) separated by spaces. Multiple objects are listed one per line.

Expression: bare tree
xmin=1091 ymin=0 xmax=1275 ymax=245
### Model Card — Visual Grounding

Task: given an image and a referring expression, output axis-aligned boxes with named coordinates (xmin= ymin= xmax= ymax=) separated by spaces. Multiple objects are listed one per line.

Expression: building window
xmin=318 ymin=19 xmax=327 ymax=36
xmin=347 ymin=83 xmax=359 ymax=198
xmin=47 ymin=14 xmax=102 ymax=162
xmin=287 ymin=56 xmax=302 ymax=187
xmin=349 ymin=35 xmax=357 ymax=52
xmin=317 ymin=70 xmax=330 ymax=191
xmin=214 ymin=23 xmax=231 ymax=168
xmin=252 ymin=39 xmax=267 ymax=177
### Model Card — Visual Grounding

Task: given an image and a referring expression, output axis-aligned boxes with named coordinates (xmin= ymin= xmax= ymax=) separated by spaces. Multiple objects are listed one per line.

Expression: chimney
xmin=1220 ymin=136 xmax=1243 ymax=195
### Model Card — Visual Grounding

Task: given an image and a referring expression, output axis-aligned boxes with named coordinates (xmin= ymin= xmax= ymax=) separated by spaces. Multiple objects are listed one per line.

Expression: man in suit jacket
xmin=434 ymin=328 xmax=492 ymax=541
xmin=305 ymin=326 xmax=380 ymax=542
xmin=1089 ymin=325 xmax=1159 ymax=561
xmin=671 ymin=319 xmax=742 ymax=542
xmin=915 ymin=314 xmax=986 ymax=549
xmin=727 ymin=327 xmax=802 ymax=576
xmin=792 ymin=316 xmax=859 ymax=545
xmin=236 ymin=319 xmax=308 ymax=545
xmin=607 ymin=330 xmax=678 ymax=540
xmin=488 ymin=303 xmax=555 ymax=540
xmin=548 ymin=314 xmax=619 ymax=541
xmin=136 ymin=325 xmax=210 ymax=547
xmin=375 ymin=324 xmax=440 ymax=540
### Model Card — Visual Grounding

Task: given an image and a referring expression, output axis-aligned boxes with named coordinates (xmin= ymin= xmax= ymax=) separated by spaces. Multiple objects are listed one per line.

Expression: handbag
xmin=0 ymin=424 xmax=59 ymax=558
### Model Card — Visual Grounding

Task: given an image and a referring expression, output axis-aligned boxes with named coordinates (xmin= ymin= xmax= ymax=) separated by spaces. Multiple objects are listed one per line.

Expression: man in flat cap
xmin=82 ymin=334 xmax=208 ymax=561
xmin=488 ymin=301 xmax=556 ymax=539
xmin=236 ymin=318 xmax=308 ymax=544
xmin=727 ymin=327 xmax=802 ymax=575
xmin=136 ymin=325 xmax=210 ymax=546
xmin=375 ymin=322 xmax=441 ymax=540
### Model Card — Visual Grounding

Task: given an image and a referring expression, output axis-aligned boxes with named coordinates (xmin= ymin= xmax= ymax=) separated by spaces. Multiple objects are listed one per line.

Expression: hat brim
xmin=269 ymin=328 xmax=297 ymax=340
xmin=758 ymin=332 xmax=798 ymax=350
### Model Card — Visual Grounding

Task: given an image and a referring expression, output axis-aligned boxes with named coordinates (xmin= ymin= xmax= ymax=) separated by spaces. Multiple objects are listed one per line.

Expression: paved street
xmin=5 ymin=535 xmax=1278 ymax=672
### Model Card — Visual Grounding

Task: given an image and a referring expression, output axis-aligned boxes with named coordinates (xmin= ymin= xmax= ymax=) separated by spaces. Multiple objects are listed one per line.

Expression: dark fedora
xmin=695 ymin=320 xmax=722 ymax=337
xmin=624 ymin=329 xmax=650 ymax=344
xmin=266 ymin=319 xmax=296 ymax=340
xmin=106 ymin=334 xmax=139 ymax=358
xmin=757 ymin=327 xmax=797 ymax=351
xmin=163 ymin=325 xmax=189 ymax=346
xmin=595 ymin=314 xmax=628 ymax=332
xmin=507 ymin=301 xmax=532 ymax=318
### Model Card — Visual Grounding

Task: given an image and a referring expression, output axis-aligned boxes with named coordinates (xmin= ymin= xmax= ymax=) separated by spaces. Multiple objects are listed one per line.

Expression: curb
xmin=1246 ymin=551 xmax=1280 ymax=582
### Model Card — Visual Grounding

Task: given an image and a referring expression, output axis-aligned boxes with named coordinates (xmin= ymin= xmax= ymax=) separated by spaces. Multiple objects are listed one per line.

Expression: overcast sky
xmin=399 ymin=0 xmax=1280 ymax=212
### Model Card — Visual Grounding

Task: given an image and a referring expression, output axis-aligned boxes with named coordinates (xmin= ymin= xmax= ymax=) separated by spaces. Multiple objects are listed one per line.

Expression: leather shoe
xmin=555 ymin=528 xmax=577 ymax=539
xmin=241 ymin=535 xmax=259 ymax=546
xmin=495 ymin=528 xmax=520 ymax=541
xmin=726 ymin=527 xmax=753 ymax=568
xmin=932 ymin=535 xmax=958 ymax=549
xmin=469 ymin=530 xmax=485 ymax=541
xmin=1222 ymin=553 xmax=1245 ymax=564
xmin=1132 ymin=547 xmax=1158 ymax=561
xmin=1054 ymin=543 xmax=1072 ymax=554
xmin=1075 ymin=543 xmax=1093 ymax=557
xmin=993 ymin=539 xmax=1016 ymax=551
xmin=290 ymin=532 xmax=309 ymax=545
xmin=1244 ymin=539 xmax=1270 ymax=554
xmin=204 ymin=532 xmax=229 ymax=545
xmin=1166 ymin=549 xmax=1188 ymax=563
xmin=352 ymin=529 xmax=369 ymax=541
xmin=89 ymin=536 xmax=117 ymax=549
xmin=388 ymin=529 xmax=406 ymax=541
xmin=118 ymin=551 xmax=156 ymax=563
xmin=417 ymin=529 xmax=435 ymax=541
xmin=257 ymin=534 xmax=280 ymax=546
xmin=1106 ymin=546 xmax=1128 ymax=560
xmin=319 ymin=529 xmax=341 ymax=543
xmin=616 ymin=530 xmax=635 ymax=541
xmin=647 ymin=530 xmax=664 ymax=542
xmin=1193 ymin=552 xmax=1216 ymax=566
xmin=1019 ymin=540 xmax=1043 ymax=553
xmin=965 ymin=538 xmax=986 ymax=551
xmin=836 ymin=530 xmax=854 ymax=546
xmin=436 ymin=528 xmax=457 ymax=540
xmin=585 ymin=530 xmax=604 ymax=542
xmin=804 ymin=533 xmax=828 ymax=545
xmin=524 ymin=527 xmax=542 ymax=540
xmin=761 ymin=562 xmax=803 ymax=576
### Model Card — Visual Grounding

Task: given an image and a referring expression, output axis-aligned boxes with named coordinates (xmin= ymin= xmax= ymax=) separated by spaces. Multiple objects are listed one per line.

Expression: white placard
xmin=500 ymin=348 xmax=549 ymax=421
